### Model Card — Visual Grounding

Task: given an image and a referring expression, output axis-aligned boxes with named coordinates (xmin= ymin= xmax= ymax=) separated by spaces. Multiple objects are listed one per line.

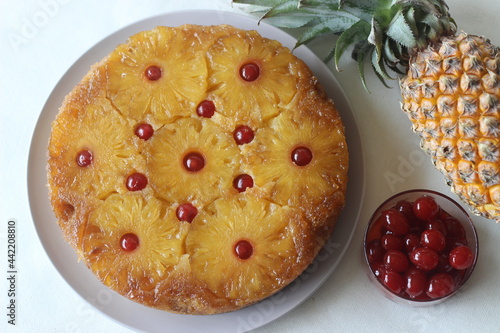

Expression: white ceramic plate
xmin=28 ymin=10 xmax=365 ymax=333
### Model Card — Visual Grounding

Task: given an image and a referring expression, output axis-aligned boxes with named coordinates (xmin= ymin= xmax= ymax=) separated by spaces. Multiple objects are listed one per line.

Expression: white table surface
xmin=2 ymin=0 xmax=500 ymax=332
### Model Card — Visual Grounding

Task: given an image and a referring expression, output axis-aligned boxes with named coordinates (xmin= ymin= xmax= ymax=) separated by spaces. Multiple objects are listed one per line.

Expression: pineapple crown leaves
xmin=232 ymin=0 xmax=457 ymax=90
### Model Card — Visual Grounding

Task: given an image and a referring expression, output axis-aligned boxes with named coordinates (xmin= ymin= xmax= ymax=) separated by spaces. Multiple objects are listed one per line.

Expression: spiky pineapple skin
xmin=47 ymin=24 xmax=348 ymax=314
xmin=401 ymin=33 xmax=500 ymax=221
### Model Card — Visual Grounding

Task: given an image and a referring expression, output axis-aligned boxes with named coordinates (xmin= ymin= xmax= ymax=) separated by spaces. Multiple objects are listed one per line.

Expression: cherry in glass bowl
xmin=364 ymin=189 xmax=478 ymax=306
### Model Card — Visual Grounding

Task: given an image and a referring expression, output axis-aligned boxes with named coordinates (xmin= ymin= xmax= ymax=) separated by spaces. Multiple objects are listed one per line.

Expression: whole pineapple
xmin=234 ymin=0 xmax=500 ymax=221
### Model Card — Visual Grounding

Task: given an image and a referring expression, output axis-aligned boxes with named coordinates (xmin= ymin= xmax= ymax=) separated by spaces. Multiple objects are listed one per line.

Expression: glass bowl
xmin=363 ymin=189 xmax=478 ymax=306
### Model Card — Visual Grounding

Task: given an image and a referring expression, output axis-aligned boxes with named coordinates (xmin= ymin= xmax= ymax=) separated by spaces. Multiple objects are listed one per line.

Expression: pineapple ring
xmin=206 ymin=31 xmax=306 ymax=123
xmin=146 ymin=117 xmax=240 ymax=206
xmin=82 ymin=194 xmax=188 ymax=298
xmin=107 ymin=26 xmax=208 ymax=123
xmin=48 ymin=97 xmax=145 ymax=201
xmin=48 ymin=24 xmax=348 ymax=315
xmin=246 ymin=98 xmax=348 ymax=225
xmin=186 ymin=195 xmax=310 ymax=301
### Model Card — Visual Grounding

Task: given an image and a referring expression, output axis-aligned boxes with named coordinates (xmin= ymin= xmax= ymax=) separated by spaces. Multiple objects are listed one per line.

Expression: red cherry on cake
xmin=135 ymin=123 xmax=154 ymax=140
xmin=120 ymin=233 xmax=139 ymax=252
xmin=233 ymin=125 xmax=254 ymax=145
xmin=291 ymin=146 xmax=313 ymax=166
xmin=145 ymin=65 xmax=162 ymax=81
xmin=233 ymin=174 xmax=254 ymax=193
xmin=183 ymin=152 xmax=205 ymax=172
xmin=176 ymin=203 xmax=198 ymax=223
xmin=76 ymin=149 xmax=93 ymax=167
xmin=234 ymin=240 xmax=253 ymax=260
xmin=126 ymin=172 xmax=148 ymax=191
xmin=196 ymin=100 xmax=216 ymax=118
xmin=239 ymin=62 xmax=260 ymax=82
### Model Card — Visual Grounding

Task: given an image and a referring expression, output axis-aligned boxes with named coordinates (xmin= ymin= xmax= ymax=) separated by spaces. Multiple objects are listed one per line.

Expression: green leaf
xmin=383 ymin=37 xmax=399 ymax=65
xmin=232 ymin=0 xmax=289 ymax=6
xmin=295 ymin=12 xmax=359 ymax=47
xmin=299 ymin=0 xmax=340 ymax=10
xmin=261 ymin=15 xmax=317 ymax=28
xmin=371 ymin=66 xmax=392 ymax=88
xmin=259 ymin=1 xmax=301 ymax=20
xmin=344 ymin=0 xmax=382 ymax=13
xmin=255 ymin=0 xmax=343 ymax=23
xmin=353 ymin=43 xmax=373 ymax=92
xmin=371 ymin=46 xmax=394 ymax=81
xmin=386 ymin=9 xmax=416 ymax=48
xmin=403 ymin=6 xmax=418 ymax=35
xmin=324 ymin=46 xmax=335 ymax=63
xmin=341 ymin=0 xmax=380 ymax=22
xmin=368 ymin=18 xmax=383 ymax=62
xmin=396 ymin=0 xmax=441 ymax=17
xmin=421 ymin=12 xmax=442 ymax=33
xmin=295 ymin=0 xmax=347 ymax=17
xmin=256 ymin=1 xmax=306 ymax=25
xmin=383 ymin=39 xmax=406 ymax=75
xmin=334 ymin=20 xmax=371 ymax=71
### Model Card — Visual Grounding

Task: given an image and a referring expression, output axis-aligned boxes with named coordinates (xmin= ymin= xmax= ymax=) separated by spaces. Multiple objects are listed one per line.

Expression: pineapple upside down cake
xmin=47 ymin=24 xmax=348 ymax=314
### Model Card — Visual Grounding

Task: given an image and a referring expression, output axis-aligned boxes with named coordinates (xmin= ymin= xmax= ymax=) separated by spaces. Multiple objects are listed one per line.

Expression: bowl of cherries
xmin=364 ymin=189 xmax=478 ymax=306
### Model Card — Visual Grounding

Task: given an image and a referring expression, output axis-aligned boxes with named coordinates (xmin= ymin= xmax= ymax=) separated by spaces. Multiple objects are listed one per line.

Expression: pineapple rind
xmin=401 ymin=33 xmax=500 ymax=221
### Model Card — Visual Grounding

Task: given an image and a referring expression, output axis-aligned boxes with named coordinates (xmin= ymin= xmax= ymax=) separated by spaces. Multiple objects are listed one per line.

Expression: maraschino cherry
xmin=145 ymin=65 xmax=162 ymax=81
xmin=120 ymin=233 xmax=139 ymax=252
xmin=183 ymin=152 xmax=205 ymax=172
xmin=234 ymin=240 xmax=253 ymax=260
xmin=239 ymin=62 xmax=260 ymax=82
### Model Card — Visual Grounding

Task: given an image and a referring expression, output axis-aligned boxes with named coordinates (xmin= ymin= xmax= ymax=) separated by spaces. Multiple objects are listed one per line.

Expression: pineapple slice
xmin=48 ymin=97 xmax=145 ymax=201
xmin=245 ymin=95 xmax=348 ymax=225
xmin=107 ymin=26 xmax=207 ymax=123
xmin=206 ymin=31 xmax=306 ymax=124
xmin=146 ymin=117 xmax=240 ymax=206
xmin=186 ymin=195 xmax=311 ymax=301
xmin=82 ymin=193 xmax=187 ymax=299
